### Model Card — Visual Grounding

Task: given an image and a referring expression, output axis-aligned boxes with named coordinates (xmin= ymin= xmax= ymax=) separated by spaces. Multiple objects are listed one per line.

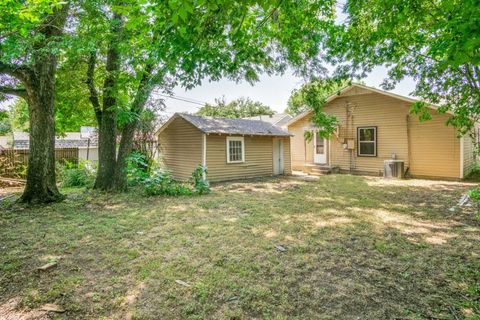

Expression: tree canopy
xmin=285 ymin=79 xmax=350 ymax=116
xmin=69 ymin=0 xmax=337 ymax=191
xmin=197 ymin=97 xmax=275 ymax=118
xmin=0 ymin=1 xmax=70 ymax=202
xmin=0 ymin=109 xmax=10 ymax=135
xmin=332 ymin=0 xmax=480 ymax=136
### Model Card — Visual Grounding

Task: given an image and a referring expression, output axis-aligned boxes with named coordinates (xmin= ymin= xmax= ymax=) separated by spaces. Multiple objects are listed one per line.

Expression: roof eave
xmin=286 ymin=83 xmax=447 ymax=127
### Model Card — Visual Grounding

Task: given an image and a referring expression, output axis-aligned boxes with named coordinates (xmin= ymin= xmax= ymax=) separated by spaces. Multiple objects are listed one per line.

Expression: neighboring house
xmin=157 ymin=113 xmax=292 ymax=181
xmin=244 ymin=113 xmax=293 ymax=128
xmin=0 ymin=127 xmax=99 ymax=162
xmin=288 ymin=83 xmax=478 ymax=180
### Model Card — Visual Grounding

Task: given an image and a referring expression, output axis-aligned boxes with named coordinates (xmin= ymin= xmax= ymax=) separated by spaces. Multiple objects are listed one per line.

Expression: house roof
xmin=243 ymin=113 xmax=293 ymax=127
xmin=159 ymin=113 xmax=292 ymax=137
xmin=12 ymin=127 xmax=98 ymax=149
xmin=286 ymin=83 xmax=444 ymax=127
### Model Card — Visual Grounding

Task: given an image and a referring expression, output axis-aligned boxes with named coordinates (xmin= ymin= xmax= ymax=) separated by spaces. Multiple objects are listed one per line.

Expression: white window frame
xmin=226 ymin=136 xmax=245 ymax=163
xmin=357 ymin=126 xmax=377 ymax=157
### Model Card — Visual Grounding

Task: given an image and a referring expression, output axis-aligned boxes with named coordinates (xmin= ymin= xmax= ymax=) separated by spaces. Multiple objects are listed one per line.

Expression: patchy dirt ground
xmin=1 ymin=175 xmax=479 ymax=319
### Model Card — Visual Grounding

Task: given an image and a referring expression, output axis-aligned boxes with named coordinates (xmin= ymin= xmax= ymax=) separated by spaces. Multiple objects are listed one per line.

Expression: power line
xmin=157 ymin=93 xmax=206 ymax=106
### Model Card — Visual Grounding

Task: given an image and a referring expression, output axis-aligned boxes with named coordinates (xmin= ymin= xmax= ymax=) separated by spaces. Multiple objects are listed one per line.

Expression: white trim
xmin=226 ymin=136 xmax=245 ymax=163
xmin=313 ymin=132 xmax=327 ymax=164
xmin=460 ymin=136 xmax=464 ymax=179
xmin=357 ymin=126 xmax=377 ymax=157
xmin=328 ymin=139 xmax=331 ymax=165
xmin=272 ymin=138 xmax=284 ymax=175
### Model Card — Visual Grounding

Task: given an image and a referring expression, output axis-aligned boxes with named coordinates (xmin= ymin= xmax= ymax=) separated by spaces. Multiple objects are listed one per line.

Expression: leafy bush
xmin=191 ymin=164 xmax=210 ymax=194
xmin=464 ymin=164 xmax=480 ymax=182
xmin=126 ymin=151 xmax=150 ymax=186
xmin=468 ymin=187 xmax=480 ymax=211
xmin=60 ymin=160 xmax=95 ymax=188
xmin=143 ymin=170 xmax=192 ymax=196
xmin=142 ymin=164 xmax=210 ymax=197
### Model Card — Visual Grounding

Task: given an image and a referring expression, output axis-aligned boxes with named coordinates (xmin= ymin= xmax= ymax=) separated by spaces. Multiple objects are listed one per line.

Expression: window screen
xmin=357 ymin=127 xmax=377 ymax=156
xmin=227 ymin=137 xmax=244 ymax=163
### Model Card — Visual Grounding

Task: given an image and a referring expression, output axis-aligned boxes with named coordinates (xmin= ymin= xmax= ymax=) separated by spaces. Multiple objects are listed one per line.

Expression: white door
xmin=273 ymin=139 xmax=284 ymax=175
xmin=314 ymin=132 xmax=327 ymax=164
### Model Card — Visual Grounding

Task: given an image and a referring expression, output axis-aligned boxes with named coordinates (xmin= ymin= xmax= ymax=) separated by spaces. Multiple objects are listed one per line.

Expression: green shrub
xmin=191 ymin=164 xmax=210 ymax=194
xmin=143 ymin=170 xmax=192 ymax=196
xmin=464 ymin=164 xmax=480 ymax=182
xmin=126 ymin=151 xmax=151 ymax=186
xmin=60 ymin=160 xmax=95 ymax=188
xmin=468 ymin=188 xmax=480 ymax=218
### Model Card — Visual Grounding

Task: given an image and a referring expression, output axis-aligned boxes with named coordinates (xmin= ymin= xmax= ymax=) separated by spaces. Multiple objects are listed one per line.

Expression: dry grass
xmin=0 ymin=175 xmax=479 ymax=319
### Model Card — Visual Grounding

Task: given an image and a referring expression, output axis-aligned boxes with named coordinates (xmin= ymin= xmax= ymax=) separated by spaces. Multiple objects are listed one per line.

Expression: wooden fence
xmin=0 ymin=148 xmax=79 ymax=178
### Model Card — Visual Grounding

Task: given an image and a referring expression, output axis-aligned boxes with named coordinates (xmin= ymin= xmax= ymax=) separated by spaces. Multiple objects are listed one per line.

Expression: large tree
xmin=0 ymin=1 xmax=70 ymax=203
xmin=331 ymin=0 xmax=480 ymax=137
xmin=197 ymin=97 xmax=275 ymax=118
xmin=75 ymin=0 xmax=336 ymax=191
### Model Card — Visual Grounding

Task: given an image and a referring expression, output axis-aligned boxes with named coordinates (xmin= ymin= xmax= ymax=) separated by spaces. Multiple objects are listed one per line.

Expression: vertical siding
xmin=408 ymin=111 xmax=460 ymax=179
xmin=158 ymin=117 xmax=203 ymax=181
xmin=288 ymin=91 xmax=464 ymax=179
xmin=283 ymin=137 xmax=292 ymax=175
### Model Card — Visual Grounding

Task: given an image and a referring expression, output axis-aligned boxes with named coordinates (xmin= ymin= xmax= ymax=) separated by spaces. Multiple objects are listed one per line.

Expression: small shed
xmin=157 ymin=113 xmax=292 ymax=181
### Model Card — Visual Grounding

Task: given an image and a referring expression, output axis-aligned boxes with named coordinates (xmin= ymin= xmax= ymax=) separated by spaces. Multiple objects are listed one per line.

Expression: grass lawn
xmin=1 ymin=175 xmax=479 ymax=319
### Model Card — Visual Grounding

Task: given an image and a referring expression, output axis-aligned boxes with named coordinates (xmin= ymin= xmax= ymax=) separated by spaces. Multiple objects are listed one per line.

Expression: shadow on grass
xmin=0 ymin=175 xmax=478 ymax=319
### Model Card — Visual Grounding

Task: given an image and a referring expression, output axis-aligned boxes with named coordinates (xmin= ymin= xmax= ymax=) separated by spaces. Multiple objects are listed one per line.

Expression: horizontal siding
xmin=206 ymin=134 xmax=274 ymax=181
xmin=288 ymin=117 xmax=314 ymax=170
xmin=326 ymin=93 xmax=410 ymax=174
xmin=408 ymin=111 xmax=460 ymax=179
xmin=158 ymin=117 xmax=202 ymax=181
xmin=288 ymin=91 xmax=463 ymax=179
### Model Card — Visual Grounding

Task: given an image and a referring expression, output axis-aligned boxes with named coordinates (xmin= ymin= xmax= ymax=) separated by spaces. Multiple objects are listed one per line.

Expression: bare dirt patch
xmin=1 ymin=175 xmax=478 ymax=319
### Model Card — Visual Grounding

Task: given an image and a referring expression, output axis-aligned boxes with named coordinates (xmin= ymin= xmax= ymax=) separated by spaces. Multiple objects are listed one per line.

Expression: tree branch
xmin=86 ymin=50 xmax=102 ymax=122
xmin=0 ymin=86 xmax=27 ymax=98
xmin=0 ymin=61 xmax=29 ymax=82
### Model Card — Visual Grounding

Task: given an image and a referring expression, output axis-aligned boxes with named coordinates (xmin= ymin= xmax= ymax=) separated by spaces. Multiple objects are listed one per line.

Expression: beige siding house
xmin=157 ymin=113 xmax=292 ymax=182
xmin=288 ymin=84 xmax=478 ymax=180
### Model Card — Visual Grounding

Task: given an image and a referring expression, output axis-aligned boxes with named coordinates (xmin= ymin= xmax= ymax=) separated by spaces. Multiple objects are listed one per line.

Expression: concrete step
xmin=310 ymin=170 xmax=331 ymax=176
xmin=308 ymin=165 xmax=339 ymax=176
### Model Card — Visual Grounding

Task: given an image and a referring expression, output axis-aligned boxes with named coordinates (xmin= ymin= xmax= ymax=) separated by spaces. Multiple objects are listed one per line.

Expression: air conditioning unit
xmin=384 ymin=160 xmax=405 ymax=179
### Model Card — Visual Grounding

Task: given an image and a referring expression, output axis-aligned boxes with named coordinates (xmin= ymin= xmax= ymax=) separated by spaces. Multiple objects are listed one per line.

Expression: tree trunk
xmin=13 ymin=4 xmax=70 ymax=204
xmin=113 ymin=67 xmax=154 ymax=191
xmin=92 ymin=12 xmax=123 ymax=191
xmin=93 ymin=110 xmax=117 ymax=190
xmin=19 ymin=57 xmax=63 ymax=203
xmin=113 ymin=120 xmax=136 ymax=191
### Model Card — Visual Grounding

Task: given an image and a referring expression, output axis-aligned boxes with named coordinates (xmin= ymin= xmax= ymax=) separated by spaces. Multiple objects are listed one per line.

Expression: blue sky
xmin=161 ymin=66 xmax=417 ymax=116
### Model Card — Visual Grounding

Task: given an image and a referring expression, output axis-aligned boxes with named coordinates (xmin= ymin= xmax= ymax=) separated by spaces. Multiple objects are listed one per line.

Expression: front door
xmin=273 ymin=138 xmax=284 ymax=175
xmin=314 ymin=132 xmax=327 ymax=164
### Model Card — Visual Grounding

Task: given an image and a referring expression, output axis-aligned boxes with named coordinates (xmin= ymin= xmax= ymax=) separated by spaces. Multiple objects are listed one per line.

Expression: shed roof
xmin=159 ymin=113 xmax=292 ymax=137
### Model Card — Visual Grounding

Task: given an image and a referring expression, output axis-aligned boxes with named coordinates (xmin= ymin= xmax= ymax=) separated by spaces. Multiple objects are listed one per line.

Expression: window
xmin=227 ymin=137 xmax=245 ymax=163
xmin=315 ymin=132 xmax=325 ymax=154
xmin=357 ymin=127 xmax=377 ymax=157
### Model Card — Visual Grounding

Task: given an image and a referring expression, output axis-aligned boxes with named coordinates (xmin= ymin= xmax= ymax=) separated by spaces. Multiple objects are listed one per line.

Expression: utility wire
xmin=157 ymin=93 xmax=207 ymax=106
